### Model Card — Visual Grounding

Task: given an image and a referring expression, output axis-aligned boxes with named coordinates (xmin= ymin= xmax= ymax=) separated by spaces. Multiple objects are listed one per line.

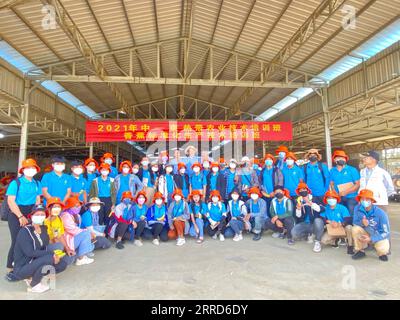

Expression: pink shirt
xmin=61 ymin=212 xmax=82 ymax=251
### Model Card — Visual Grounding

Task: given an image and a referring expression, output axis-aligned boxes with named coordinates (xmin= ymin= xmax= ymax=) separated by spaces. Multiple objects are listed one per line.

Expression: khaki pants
xmin=321 ymin=225 xmax=353 ymax=246
xmin=352 ymin=225 xmax=390 ymax=256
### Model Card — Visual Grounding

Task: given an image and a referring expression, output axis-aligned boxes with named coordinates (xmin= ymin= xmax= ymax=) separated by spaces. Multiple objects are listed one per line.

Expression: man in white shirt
xmin=359 ymin=151 xmax=394 ymax=209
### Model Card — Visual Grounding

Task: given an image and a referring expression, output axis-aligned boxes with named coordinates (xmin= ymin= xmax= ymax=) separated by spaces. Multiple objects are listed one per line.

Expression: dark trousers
xmin=93 ymin=236 xmax=112 ymax=250
xmin=264 ymin=216 xmax=295 ymax=239
xmin=134 ymin=220 xmax=146 ymax=240
xmin=99 ymin=197 xmax=113 ymax=228
xmin=7 ymin=205 xmax=33 ymax=269
xmin=206 ymin=217 xmax=227 ymax=237
xmin=14 ymin=254 xmax=67 ymax=287
xmin=115 ymin=222 xmax=131 ymax=241
xmin=143 ymin=224 xmax=169 ymax=241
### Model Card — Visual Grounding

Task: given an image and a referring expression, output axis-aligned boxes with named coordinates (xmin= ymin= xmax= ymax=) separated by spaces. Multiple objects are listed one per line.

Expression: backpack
xmin=0 ymin=178 xmax=21 ymax=221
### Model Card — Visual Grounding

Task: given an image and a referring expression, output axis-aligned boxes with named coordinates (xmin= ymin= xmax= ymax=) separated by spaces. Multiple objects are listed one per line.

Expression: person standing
xmin=114 ymin=160 xmax=143 ymax=204
xmin=238 ymin=156 xmax=259 ymax=201
xmin=100 ymin=153 xmax=118 ymax=178
xmin=84 ymin=158 xmax=98 ymax=195
xmin=189 ymin=162 xmax=207 ymax=198
xmin=224 ymin=159 xmax=241 ymax=202
xmin=41 ymin=156 xmax=71 ymax=204
xmin=206 ymin=162 xmax=227 ymax=201
xmin=259 ymin=154 xmax=283 ymax=215
xmin=174 ymin=163 xmax=190 ymax=199
xmin=275 ymin=145 xmax=289 ymax=170
xmin=69 ymin=160 xmax=88 ymax=203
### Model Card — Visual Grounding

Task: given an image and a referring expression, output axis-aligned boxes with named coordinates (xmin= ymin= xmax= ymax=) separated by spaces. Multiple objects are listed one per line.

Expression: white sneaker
xmin=27 ymin=283 xmax=50 ymax=293
xmin=212 ymin=234 xmax=218 ymax=240
xmin=238 ymin=233 xmax=243 ymax=241
xmin=233 ymin=234 xmax=240 ymax=242
xmin=152 ymin=239 xmax=160 ymax=246
xmin=307 ymin=234 xmax=314 ymax=244
xmin=75 ymin=256 xmax=94 ymax=266
xmin=219 ymin=234 xmax=225 ymax=242
xmin=177 ymin=238 xmax=186 ymax=246
xmin=313 ymin=241 xmax=322 ymax=253
xmin=272 ymin=232 xmax=281 ymax=238
xmin=134 ymin=239 xmax=143 ymax=247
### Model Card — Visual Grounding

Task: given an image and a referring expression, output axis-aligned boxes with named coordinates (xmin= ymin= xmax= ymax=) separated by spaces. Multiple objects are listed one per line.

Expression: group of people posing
xmin=3 ymin=145 xmax=393 ymax=293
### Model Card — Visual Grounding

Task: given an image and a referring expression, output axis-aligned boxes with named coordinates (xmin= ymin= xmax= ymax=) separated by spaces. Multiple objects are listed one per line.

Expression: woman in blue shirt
xmin=188 ymin=190 xmax=208 ymax=244
xmin=69 ymin=160 xmax=88 ymax=203
xmin=205 ymin=190 xmax=228 ymax=241
xmin=144 ymin=192 xmax=169 ymax=245
xmin=189 ymin=162 xmax=207 ymax=197
xmin=131 ymin=191 xmax=148 ymax=247
xmin=226 ymin=189 xmax=248 ymax=241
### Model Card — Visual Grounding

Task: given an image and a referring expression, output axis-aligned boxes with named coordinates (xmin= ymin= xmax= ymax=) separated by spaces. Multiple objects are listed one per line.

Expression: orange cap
xmin=84 ymin=158 xmax=99 ymax=168
xmin=153 ymin=191 xmax=165 ymax=203
xmin=19 ymin=158 xmax=40 ymax=175
xmin=46 ymin=197 xmax=64 ymax=209
xmin=121 ymin=191 xmax=134 ymax=202
xmin=64 ymin=196 xmax=82 ymax=210
xmin=98 ymin=162 xmax=111 ymax=172
xmin=332 ymin=150 xmax=349 ymax=162
xmin=189 ymin=189 xmax=203 ymax=200
xmin=323 ymin=190 xmax=341 ymax=205
xmin=135 ymin=190 xmax=148 ymax=204
xmin=178 ymin=162 xmax=186 ymax=171
xmin=191 ymin=162 xmax=202 ymax=169
xmin=247 ymin=186 xmax=262 ymax=197
xmin=209 ymin=190 xmax=222 ymax=201
xmin=295 ymin=182 xmax=311 ymax=196
xmin=172 ymin=188 xmax=185 ymax=199
xmin=119 ymin=160 xmax=132 ymax=173
xmin=275 ymin=145 xmax=289 ymax=155
xmin=263 ymin=154 xmax=276 ymax=164
xmin=284 ymin=152 xmax=297 ymax=161
xmin=355 ymin=189 xmax=376 ymax=203
xmin=210 ymin=162 xmax=220 ymax=169
xmin=100 ymin=152 xmax=115 ymax=162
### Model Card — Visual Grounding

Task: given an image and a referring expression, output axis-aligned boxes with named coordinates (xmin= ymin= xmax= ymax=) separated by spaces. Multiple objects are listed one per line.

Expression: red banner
xmin=85 ymin=120 xmax=292 ymax=142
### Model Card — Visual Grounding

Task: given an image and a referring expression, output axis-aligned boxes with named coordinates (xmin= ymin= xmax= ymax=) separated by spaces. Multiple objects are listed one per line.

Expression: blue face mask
xmin=279 ymin=152 xmax=286 ymax=159
xmin=327 ymin=198 xmax=337 ymax=206
xmin=265 ymin=159 xmax=273 ymax=166
xmin=123 ymin=199 xmax=132 ymax=205
xmin=361 ymin=200 xmax=371 ymax=208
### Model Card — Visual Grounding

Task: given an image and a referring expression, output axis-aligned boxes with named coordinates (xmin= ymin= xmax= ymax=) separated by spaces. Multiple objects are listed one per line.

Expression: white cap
xmin=241 ymin=156 xmax=250 ymax=162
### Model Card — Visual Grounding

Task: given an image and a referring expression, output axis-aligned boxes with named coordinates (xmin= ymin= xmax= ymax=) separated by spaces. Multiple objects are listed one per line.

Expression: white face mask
xmin=174 ymin=195 xmax=182 ymax=202
xmin=122 ymin=167 xmax=131 ymax=174
xmin=180 ymin=169 xmax=186 ymax=174
xmin=104 ymin=159 xmax=113 ymax=165
xmin=212 ymin=196 xmax=219 ymax=203
xmin=87 ymin=165 xmax=96 ymax=172
xmin=137 ymin=197 xmax=146 ymax=205
xmin=251 ymin=194 xmax=259 ymax=201
xmin=212 ymin=167 xmax=219 ymax=173
xmin=286 ymin=159 xmax=295 ymax=166
xmin=155 ymin=199 xmax=163 ymax=206
xmin=51 ymin=207 xmax=62 ymax=216
xmin=53 ymin=164 xmax=65 ymax=172
xmin=132 ymin=168 xmax=139 ymax=174
xmin=73 ymin=168 xmax=83 ymax=175
xmin=101 ymin=170 xmax=109 ymax=176
xmin=203 ymin=161 xmax=210 ymax=169
xmin=141 ymin=161 xmax=149 ymax=166
xmin=166 ymin=167 xmax=173 ymax=174
xmin=31 ymin=215 xmax=46 ymax=225
xmin=90 ymin=205 xmax=101 ymax=213
xmin=23 ymin=168 xmax=37 ymax=178
xmin=229 ymin=163 xmax=237 ymax=169
xmin=231 ymin=194 xmax=239 ymax=201
xmin=151 ymin=166 xmax=159 ymax=172
xmin=193 ymin=167 xmax=201 ymax=173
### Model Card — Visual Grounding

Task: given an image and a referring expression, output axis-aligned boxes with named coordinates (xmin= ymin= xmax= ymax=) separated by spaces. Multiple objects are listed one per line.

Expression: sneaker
xmin=75 ymin=256 xmax=94 ymax=266
xmin=238 ymin=233 xmax=243 ymax=241
xmin=27 ymin=283 xmax=50 ymax=293
xmin=272 ymin=232 xmax=280 ymax=238
xmin=134 ymin=239 xmax=143 ymax=247
xmin=313 ymin=241 xmax=322 ymax=253
xmin=338 ymin=238 xmax=347 ymax=246
xmin=219 ymin=234 xmax=225 ymax=242
xmin=5 ymin=272 xmax=19 ymax=282
xmin=347 ymin=246 xmax=354 ymax=255
xmin=152 ymin=239 xmax=160 ymax=246
xmin=196 ymin=238 xmax=204 ymax=244
xmin=307 ymin=234 xmax=314 ymax=244
xmin=278 ymin=232 xmax=286 ymax=239
xmin=331 ymin=239 xmax=339 ymax=248
xmin=176 ymin=238 xmax=186 ymax=246
xmin=288 ymin=239 xmax=295 ymax=245
xmin=253 ymin=233 xmax=262 ymax=241
xmin=352 ymin=251 xmax=366 ymax=260
xmin=379 ymin=255 xmax=388 ymax=262
xmin=24 ymin=279 xmax=32 ymax=287
xmin=116 ymin=241 xmax=124 ymax=250
xmin=233 ymin=234 xmax=240 ymax=242
xmin=212 ymin=234 xmax=218 ymax=240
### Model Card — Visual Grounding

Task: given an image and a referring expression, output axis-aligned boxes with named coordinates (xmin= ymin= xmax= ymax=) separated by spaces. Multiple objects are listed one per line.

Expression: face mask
xmin=141 ymin=161 xmax=149 ymax=166
xmin=31 ymin=215 xmax=46 ymax=225
xmin=73 ymin=168 xmax=83 ymax=175
xmin=265 ymin=159 xmax=273 ymax=166
xmin=69 ymin=207 xmax=81 ymax=215
xmin=286 ymin=159 xmax=295 ymax=166
xmin=166 ymin=167 xmax=173 ymax=174
xmin=23 ymin=168 xmax=37 ymax=178
xmin=309 ymin=156 xmax=318 ymax=163
xmin=104 ymin=159 xmax=113 ymax=165
xmin=279 ymin=152 xmax=286 ymax=159
xmin=203 ymin=161 xmax=210 ymax=169
xmin=212 ymin=197 xmax=219 ymax=203
xmin=151 ymin=167 xmax=159 ymax=172
xmin=180 ymin=169 xmax=186 ymax=174
xmin=193 ymin=167 xmax=201 ymax=173
xmin=251 ymin=194 xmax=259 ymax=201
xmin=123 ymin=198 xmax=132 ymax=205
xmin=336 ymin=160 xmax=346 ymax=166
xmin=101 ymin=170 xmax=109 ymax=176
xmin=231 ymin=194 xmax=239 ymax=201
xmin=155 ymin=199 xmax=163 ymax=206
xmin=299 ymin=191 xmax=308 ymax=197
xmin=51 ymin=207 xmax=62 ymax=216
xmin=137 ymin=197 xmax=146 ymax=205
xmin=174 ymin=195 xmax=182 ymax=202
xmin=361 ymin=200 xmax=371 ymax=208
xmin=132 ymin=168 xmax=139 ymax=174
xmin=275 ymin=192 xmax=284 ymax=199
xmin=327 ymin=198 xmax=337 ymax=206
xmin=122 ymin=167 xmax=131 ymax=174
xmin=229 ymin=163 xmax=237 ymax=169
xmin=91 ymin=205 xmax=101 ymax=213
xmin=87 ymin=165 xmax=96 ymax=172
xmin=54 ymin=164 xmax=65 ymax=172
xmin=212 ymin=167 xmax=219 ymax=173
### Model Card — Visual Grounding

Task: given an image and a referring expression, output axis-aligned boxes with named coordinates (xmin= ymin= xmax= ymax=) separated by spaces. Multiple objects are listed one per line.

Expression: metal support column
xmin=18 ymin=79 xmax=31 ymax=171
xmin=321 ymin=87 xmax=332 ymax=169
xmin=89 ymin=142 xmax=94 ymax=158
xmin=116 ymin=111 xmax=120 ymax=167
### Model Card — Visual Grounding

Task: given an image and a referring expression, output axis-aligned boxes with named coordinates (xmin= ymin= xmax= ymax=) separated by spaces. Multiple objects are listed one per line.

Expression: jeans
xmin=250 ymin=215 xmax=266 ymax=234
xmin=264 ymin=216 xmax=295 ymax=239
xmin=341 ymin=197 xmax=358 ymax=217
xmin=189 ymin=218 xmax=204 ymax=238
xmin=291 ymin=218 xmax=324 ymax=241
xmin=73 ymin=230 xmax=94 ymax=258
xmin=229 ymin=219 xmax=244 ymax=236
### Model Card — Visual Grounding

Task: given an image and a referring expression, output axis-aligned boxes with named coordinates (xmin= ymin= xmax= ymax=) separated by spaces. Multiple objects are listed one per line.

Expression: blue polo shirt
xmin=109 ymin=166 xmax=118 ymax=178
xmin=329 ymin=165 xmax=360 ymax=199
xmin=190 ymin=173 xmax=206 ymax=191
xmin=190 ymin=202 xmax=208 ymax=218
xmin=142 ymin=169 xmax=153 ymax=187
xmin=230 ymin=201 xmax=243 ymax=218
xmin=165 ymin=174 xmax=175 ymax=196
xmin=321 ymin=204 xmax=350 ymax=222
xmin=210 ymin=174 xmax=218 ymax=191
xmin=225 ymin=170 xmax=237 ymax=195
xmin=304 ymin=162 xmax=330 ymax=196
xmin=70 ymin=174 xmax=88 ymax=202
xmin=98 ymin=177 xmax=112 ymax=198
xmin=132 ymin=204 xmax=148 ymax=221
xmin=208 ymin=202 xmax=226 ymax=222
xmin=262 ymin=168 xmax=274 ymax=194
xmin=41 ymin=171 xmax=71 ymax=203
xmin=6 ymin=177 xmax=41 ymax=206
xmin=80 ymin=210 xmax=95 ymax=228
xmin=282 ymin=165 xmax=304 ymax=196
xmin=116 ymin=174 xmax=130 ymax=203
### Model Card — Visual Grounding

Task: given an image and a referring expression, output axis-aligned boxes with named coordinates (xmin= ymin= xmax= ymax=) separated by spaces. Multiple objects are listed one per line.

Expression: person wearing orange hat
xmin=329 ymin=150 xmax=360 ymax=216
xmin=101 ymin=153 xmax=118 ymax=178
xmin=275 ymin=145 xmax=290 ymax=170
xmin=206 ymin=162 xmax=227 ymax=202
xmin=174 ymin=163 xmax=190 ymax=199
xmin=259 ymin=154 xmax=283 ymax=215
xmin=291 ymin=183 xmax=325 ymax=252
xmin=264 ymin=185 xmax=295 ymax=245
xmin=281 ymin=152 xmax=304 ymax=198
xmin=225 ymin=188 xmax=248 ymax=241
xmin=130 ymin=190 xmax=149 ymax=247
xmin=69 ymin=160 xmax=88 ymax=203
xmin=84 ymin=158 xmax=99 ymax=194
xmin=352 ymin=189 xmax=391 ymax=261
xmin=144 ymin=192 xmax=169 ymax=245
xmin=205 ymin=190 xmax=228 ymax=241
xmin=224 ymin=159 xmax=240 ymax=201
xmin=244 ymin=187 xmax=268 ymax=241
xmin=189 ymin=162 xmax=207 ymax=198
xmin=188 ymin=189 xmax=208 ymax=244
xmin=60 ymin=196 xmax=95 ymax=266
xmin=114 ymin=160 xmax=144 ymax=205
xmin=167 ymin=189 xmax=190 ymax=246
xmin=89 ymin=162 xmax=116 ymax=228
xmin=5 ymin=158 xmax=42 ymax=271
xmin=319 ymin=190 xmax=353 ymax=254
xmin=238 ymin=156 xmax=259 ymax=200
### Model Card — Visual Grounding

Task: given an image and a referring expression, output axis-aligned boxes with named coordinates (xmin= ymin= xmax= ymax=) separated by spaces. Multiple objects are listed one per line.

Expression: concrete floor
xmin=1 ymin=204 xmax=399 ymax=300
